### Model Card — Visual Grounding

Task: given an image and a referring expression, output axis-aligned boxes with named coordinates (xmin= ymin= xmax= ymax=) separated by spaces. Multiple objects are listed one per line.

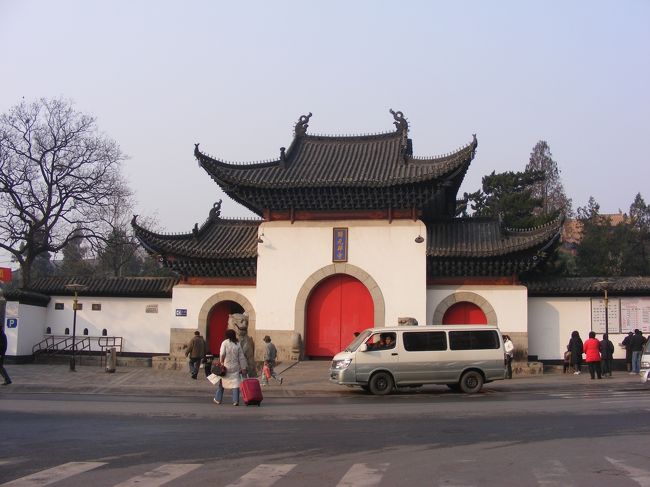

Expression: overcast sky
xmin=1 ymin=1 xmax=649 ymax=266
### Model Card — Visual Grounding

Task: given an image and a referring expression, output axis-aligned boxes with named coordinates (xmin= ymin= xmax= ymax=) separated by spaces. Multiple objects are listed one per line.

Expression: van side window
xmin=403 ymin=332 xmax=447 ymax=351
xmin=449 ymin=330 xmax=500 ymax=350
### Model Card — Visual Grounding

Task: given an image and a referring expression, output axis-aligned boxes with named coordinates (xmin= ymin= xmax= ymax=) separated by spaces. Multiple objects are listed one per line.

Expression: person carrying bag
xmin=213 ymin=329 xmax=247 ymax=406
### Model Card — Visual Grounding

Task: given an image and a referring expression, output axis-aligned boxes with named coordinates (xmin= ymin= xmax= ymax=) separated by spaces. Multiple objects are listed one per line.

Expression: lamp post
xmin=595 ymin=280 xmax=613 ymax=337
xmin=65 ymin=283 xmax=87 ymax=371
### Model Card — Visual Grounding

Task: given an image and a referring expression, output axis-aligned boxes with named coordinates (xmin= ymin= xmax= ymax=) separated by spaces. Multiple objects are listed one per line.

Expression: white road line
xmin=1 ymin=461 xmax=106 ymax=487
xmin=606 ymin=457 xmax=650 ymax=487
xmin=112 ymin=463 xmax=201 ymax=487
xmin=336 ymin=463 xmax=389 ymax=487
xmin=224 ymin=464 xmax=296 ymax=487
xmin=532 ymin=459 xmax=573 ymax=487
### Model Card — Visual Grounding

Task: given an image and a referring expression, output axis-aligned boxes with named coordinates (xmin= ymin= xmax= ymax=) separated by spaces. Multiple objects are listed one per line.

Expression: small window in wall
xmin=55 ymin=303 xmax=64 ymax=310
xmin=83 ymin=328 xmax=89 ymax=335
xmin=92 ymin=303 xmax=101 ymax=311
xmin=75 ymin=303 xmax=83 ymax=311
xmin=65 ymin=328 xmax=70 ymax=335
xmin=45 ymin=327 xmax=52 ymax=334
xmin=146 ymin=304 xmax=158 ymax=314
xmin=102 ymin=329 xmax=108 ymax=336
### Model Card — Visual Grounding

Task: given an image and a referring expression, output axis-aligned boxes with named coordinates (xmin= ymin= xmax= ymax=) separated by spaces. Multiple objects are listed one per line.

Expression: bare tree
xmin=0 ymin=98 xmax=127 ymax=288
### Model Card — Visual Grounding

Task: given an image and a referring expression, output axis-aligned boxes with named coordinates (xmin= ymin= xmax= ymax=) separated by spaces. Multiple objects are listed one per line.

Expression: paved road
xmin=1 ymin=372 xmax=650 ymax=486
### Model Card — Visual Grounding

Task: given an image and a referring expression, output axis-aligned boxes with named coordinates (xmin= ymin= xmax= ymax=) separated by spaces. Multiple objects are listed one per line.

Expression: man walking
xmin=184 ymin=330 xmax=207 ymax=379
xmin=0 ymin=324 xmax=12 ymax=385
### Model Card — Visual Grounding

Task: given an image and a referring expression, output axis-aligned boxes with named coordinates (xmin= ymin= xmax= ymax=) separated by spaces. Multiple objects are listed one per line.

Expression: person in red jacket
xmin=583 ymin=331 xmax=602 ymax=380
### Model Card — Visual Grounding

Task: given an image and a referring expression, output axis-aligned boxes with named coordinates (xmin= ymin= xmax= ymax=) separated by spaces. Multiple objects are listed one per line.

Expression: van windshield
xmin=344 ymin=330 xmax=372 ymax=352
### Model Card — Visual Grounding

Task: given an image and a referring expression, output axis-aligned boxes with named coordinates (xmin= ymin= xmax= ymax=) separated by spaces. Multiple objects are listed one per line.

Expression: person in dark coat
xmin=600 ymin=333 xmax=615 ymax=377
xmin=629 ymin=329 xmax=647 ymax=374
xmin=620 ymin=331 xmax=634 ymax=372
xmin=567 ymin=330 xmax=584 ymax=375
xmin=0 ymin=324 xmax=12 ymax=385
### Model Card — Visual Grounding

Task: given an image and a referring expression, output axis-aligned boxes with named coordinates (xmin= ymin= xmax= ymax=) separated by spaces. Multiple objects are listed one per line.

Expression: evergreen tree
xmin=526 ymin=141 xmax=572 ymax=217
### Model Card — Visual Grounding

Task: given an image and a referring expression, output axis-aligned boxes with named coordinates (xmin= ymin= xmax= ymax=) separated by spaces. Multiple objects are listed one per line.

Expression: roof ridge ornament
xmin=389 ymin=108 xmax=408 ymax=133
xmin=295 ymin=113 xmax=312 ymax=136
xmin=209 ymin=200 xmax=222 ymax=220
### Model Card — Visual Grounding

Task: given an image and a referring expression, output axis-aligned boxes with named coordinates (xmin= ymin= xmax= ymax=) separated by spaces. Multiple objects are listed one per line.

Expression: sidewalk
xmin=0 ymin=361 xmax=646 ymax=398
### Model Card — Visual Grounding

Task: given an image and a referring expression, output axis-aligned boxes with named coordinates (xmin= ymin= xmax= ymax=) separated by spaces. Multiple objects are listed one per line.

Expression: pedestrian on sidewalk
xmin=0 ymin=324 xmax=12 ymax=386
xmin=503 ymin=335 xmax=514 ymax=379
xmin=620 ymin=331 xmax=634 ymax=372
xmin=214 ymin=329 xmax=248 ymax=406
xmin=629 ymin=329 xmax=647 ymax=374
xmin=583 ymin=331 xmax=602 ymax=379
xmin=261 ymin=335 xmax=283 ymax=386
xmin=600 ymin=333 xmax=614 ymax=377
xmin=184 ymin=330 xmax=207 ymax=380
xmin=567 ymin=330 xmax=584 ymax=375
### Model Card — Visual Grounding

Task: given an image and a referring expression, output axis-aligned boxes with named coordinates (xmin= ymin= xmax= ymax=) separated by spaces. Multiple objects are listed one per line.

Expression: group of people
xmin=565 ymin=328 xmax=647 ymax=379
xmin=184 ymin=329 xmax=283 ymax=406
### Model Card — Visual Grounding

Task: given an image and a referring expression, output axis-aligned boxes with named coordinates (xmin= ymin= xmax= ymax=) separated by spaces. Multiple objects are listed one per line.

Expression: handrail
xmin=33 ymin=335 xmax=124 ymax=355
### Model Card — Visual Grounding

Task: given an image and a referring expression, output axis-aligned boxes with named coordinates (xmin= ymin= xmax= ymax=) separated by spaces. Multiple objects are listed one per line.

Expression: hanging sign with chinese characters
xmin=332 ymin=227 xmax=348 ymax=262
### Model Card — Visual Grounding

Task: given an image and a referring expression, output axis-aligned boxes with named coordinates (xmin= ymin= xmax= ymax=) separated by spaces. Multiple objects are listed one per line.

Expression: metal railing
xmin=32 ymin=335 xmax=123 ymax=366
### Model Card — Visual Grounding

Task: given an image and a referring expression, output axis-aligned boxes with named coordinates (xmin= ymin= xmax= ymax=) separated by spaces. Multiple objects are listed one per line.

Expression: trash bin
xmin=105 ymin=347 xmax=117 ymax=373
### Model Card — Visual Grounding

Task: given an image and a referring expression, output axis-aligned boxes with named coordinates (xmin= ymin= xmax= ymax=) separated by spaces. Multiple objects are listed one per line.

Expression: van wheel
xmin=369 ymin=372 xmax=394 ymax=395
xmin=459 ymin=371 xmax=484 ymax=394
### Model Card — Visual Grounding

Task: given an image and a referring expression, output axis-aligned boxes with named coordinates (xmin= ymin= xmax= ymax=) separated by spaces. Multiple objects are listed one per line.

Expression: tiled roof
xmin=4 ymin=289 xmax=50 ymax=307
xmin=133 ymin=216 xmax=260 ymax=259
xmin=27 ymin=277 xmax=180 ymax=298
xmin=194 ymin=112 xmax=477 ymax=216
xmin=426 ymin=217 xmax=563 ymax=258
xmin=132 ymin=215 xmax=260 ymax=278
xmin=524 ymin=276 xmax=650 ymax=296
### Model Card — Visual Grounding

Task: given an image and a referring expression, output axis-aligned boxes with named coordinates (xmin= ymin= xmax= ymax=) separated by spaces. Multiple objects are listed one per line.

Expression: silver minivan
xmin=641 ymin=339 xmax=650 ymax=383
xmin=329 ymin=325 xmax=506 ymax=395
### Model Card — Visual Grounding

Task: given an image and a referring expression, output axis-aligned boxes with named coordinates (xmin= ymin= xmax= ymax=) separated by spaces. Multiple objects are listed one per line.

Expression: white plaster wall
xmin=44 ymin=296 xmax=174 ymax=353
xmin=528 ymin=297 xmax=628 ymax=360
xmin=427 ymin=285 xmax=528 ymax=333
xmin=5 ymin=302 xmax=47 ymax=356
xmin=257 ymin=220 xmax=427 ymax=330
xmin=170 ymin=285 xmax=256 ymax=329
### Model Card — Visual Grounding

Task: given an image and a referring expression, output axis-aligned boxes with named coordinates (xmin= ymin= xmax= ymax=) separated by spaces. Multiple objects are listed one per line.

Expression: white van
xmin=329 ymin=325 xmax=506 ymax=395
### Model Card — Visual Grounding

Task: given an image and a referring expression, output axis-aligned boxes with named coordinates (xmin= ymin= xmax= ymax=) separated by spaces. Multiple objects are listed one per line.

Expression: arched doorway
xmin=442 ymin=301 xmax=488 ymax=325
xmin=305 ymin=274 xmax=374 ymax=357
xmin=206 ymin=300 xmax=244 ymax=354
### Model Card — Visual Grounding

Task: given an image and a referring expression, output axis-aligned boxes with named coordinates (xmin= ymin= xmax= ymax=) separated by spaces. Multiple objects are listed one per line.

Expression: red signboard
xmin=0 ymin=267 xmax=12 ymax=283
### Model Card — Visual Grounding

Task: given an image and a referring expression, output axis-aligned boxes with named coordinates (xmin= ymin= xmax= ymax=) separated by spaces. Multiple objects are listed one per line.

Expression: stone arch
xmin=197 ymin=291 xmax=256 ymax=337
xmin=294 ymin=263 xmax=385 ymax=346
xmin=432 ymin=291 xmax=497 ymax=326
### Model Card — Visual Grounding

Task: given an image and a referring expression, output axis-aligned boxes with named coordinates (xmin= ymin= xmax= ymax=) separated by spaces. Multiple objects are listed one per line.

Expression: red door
xmin=207 ymin=301 xmax=243 ymax=355
xmin=442 ymin=302 xmax=487 ymax=325
xmin=306 ymin=274 xmax=374 ymax=357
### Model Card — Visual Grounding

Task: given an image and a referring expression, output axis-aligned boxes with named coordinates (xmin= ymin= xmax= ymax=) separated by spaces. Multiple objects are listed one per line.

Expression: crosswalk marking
xmin=0 ymin=461 xmax=106 ymax=487
xmin=606 ymin=457 xmax=650 ymax=487
xmin=224 ymin=464 xmax=296 ymax=487
xmin=112 ymin=464 xmax=201 ymax=487
xmin=336 ymin=463 xmax=389 ymax=487
xmin=532 ymin=459 xmax=573 ymax=487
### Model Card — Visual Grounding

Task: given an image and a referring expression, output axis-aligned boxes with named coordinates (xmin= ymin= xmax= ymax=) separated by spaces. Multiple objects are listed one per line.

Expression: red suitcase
xmin=240 ymin=377 xmax=263 ymax=406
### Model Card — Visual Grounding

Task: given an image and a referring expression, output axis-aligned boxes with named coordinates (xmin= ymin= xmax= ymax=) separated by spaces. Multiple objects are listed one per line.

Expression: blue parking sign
xmin=6 ymin=318 xmax=18 ymax=328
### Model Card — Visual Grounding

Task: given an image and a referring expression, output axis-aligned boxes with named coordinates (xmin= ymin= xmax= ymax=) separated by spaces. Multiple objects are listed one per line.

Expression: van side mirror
xmin=359 ymin=343 xmax=368 ymax=352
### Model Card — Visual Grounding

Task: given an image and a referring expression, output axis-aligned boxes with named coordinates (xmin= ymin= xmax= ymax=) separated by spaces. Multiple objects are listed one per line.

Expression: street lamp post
xmin=65 ymin=283 xmax=87 ymax=371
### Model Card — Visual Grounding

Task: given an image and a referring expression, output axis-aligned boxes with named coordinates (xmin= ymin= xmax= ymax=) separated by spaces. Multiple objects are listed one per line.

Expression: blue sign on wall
xmin=332 ymin=227 xmax=348 ymax=262
xmin=6 ymin=318 xmax=18 ymax=328
xmin=175 ymin=309 xmax=187 ymax=317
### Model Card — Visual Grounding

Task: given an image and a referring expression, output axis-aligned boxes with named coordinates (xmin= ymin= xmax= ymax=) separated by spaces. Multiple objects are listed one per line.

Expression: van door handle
xmin=391 ymin=353 xmax=398 ymax=356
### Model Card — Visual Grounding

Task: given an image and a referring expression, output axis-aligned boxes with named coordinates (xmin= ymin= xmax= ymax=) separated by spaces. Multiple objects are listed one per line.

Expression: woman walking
xmin=214 ymin=329 xmax=248 ymax=406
